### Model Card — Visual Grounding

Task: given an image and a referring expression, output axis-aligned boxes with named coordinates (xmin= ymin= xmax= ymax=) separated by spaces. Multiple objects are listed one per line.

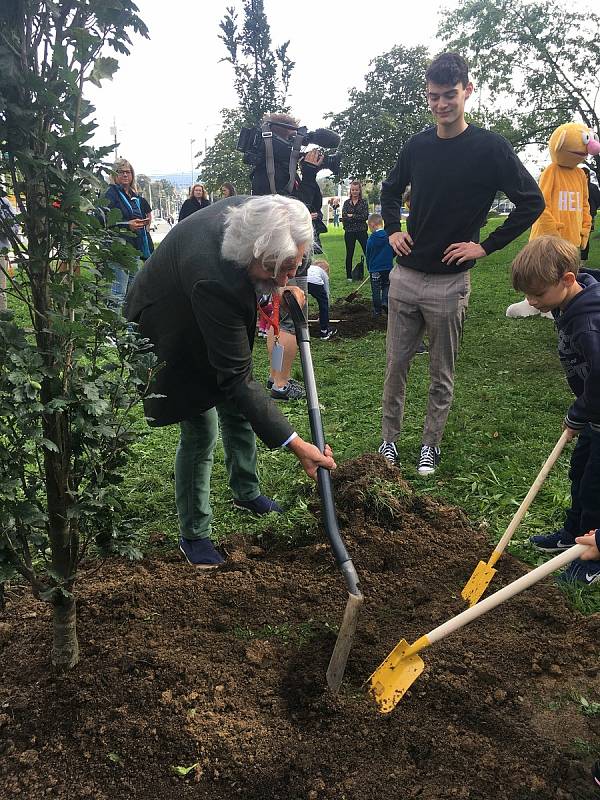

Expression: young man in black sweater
xmin=378 ymin=52 xmax=544 ymax=475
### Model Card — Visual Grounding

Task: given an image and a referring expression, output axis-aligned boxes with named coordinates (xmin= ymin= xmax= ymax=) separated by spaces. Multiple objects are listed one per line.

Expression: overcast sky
xmin=87 ymin=0 xmax=447 ymax=176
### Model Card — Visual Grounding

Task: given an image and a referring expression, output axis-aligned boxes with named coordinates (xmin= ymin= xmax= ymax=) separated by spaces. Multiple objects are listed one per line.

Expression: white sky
xmin=87 ymin=0 xmax=447 ymax=176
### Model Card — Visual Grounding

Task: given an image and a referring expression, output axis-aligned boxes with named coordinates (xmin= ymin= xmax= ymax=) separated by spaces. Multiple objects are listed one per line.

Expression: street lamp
xmin=190 ymin=138 xmax=196 ymax=187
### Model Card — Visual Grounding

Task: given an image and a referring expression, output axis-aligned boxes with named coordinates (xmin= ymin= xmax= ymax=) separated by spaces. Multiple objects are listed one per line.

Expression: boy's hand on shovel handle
xmin=562 ymin=423 xmax=580 ymax=442
xmin=575 ymin=530 xmax=600 ymax=561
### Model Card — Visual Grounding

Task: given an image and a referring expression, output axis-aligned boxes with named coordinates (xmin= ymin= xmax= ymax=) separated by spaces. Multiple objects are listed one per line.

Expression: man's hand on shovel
xmin=287 ymin=438 xmax=336 ymax=479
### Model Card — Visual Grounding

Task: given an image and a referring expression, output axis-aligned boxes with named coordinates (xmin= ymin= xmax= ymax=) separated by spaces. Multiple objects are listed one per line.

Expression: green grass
xmin=121 ymin=221 xmax=600 ymax=612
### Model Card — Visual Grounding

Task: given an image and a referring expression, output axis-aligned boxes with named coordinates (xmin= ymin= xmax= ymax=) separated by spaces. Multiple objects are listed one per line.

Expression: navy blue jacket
xmin=553 ymin=269 xmax=600 ymax=430
xmin=366 ymin=229 xmax=394 ymax=273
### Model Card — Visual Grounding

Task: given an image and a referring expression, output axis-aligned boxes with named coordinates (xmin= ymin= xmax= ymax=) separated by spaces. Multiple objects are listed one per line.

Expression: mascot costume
xmin=506 ymin=122 xmax=600 ymax=318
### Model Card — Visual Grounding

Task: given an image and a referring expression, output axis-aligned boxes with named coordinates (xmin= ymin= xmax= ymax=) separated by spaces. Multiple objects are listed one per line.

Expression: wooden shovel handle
xmin=427 ymin=543 xmax=586 ymax=646
xmin=490 ymin=430 xmax=570 ymax=565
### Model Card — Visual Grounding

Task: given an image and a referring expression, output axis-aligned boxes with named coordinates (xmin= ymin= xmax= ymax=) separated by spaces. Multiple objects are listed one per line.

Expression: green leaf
xmin=170 ymin=763 xmax=199 ymax=777
xmin=89 ymin=57 xmax=119 ymax=88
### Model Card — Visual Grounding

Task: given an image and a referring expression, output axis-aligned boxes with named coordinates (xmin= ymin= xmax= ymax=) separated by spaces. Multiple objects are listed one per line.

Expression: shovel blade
xmin=461 ymin=561 xmax=497 ymax=607
xmin=368 ymin=639 xmax=425 ymax=714
xmin=326 ymin=591 xmax=363 ymax=692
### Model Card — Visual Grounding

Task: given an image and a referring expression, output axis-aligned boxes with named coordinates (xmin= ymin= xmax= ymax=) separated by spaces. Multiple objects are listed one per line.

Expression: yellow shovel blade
xmin=368 ymin=639 xmax=425 ymax=713
xmin=461 ymin=560 xmax=497 ymax=607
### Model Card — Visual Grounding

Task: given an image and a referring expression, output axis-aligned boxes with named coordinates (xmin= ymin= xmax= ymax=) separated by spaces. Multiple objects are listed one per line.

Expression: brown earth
xmin=309 ymin=298 xmax=388 ymax=339
xmin=1 ymin=455 xmax=599 ymax=800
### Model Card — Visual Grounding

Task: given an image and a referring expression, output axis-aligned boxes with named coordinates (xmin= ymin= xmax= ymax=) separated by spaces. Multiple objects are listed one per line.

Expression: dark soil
xmin=1 ymin=455 xmax=599 ymax=800
xmin=309 ymin=298 xmax=388 ymax=339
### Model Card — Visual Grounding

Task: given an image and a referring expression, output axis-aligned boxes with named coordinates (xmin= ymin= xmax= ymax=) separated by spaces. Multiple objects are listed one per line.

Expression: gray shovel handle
xmin=283 ymin=290 xmax=361 ymax=598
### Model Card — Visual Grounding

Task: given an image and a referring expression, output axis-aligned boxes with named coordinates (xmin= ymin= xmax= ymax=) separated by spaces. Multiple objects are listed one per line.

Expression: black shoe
xmin=267 ymin=377 xmax=303 ymax=391
xmin=529 ymin=529 xmax=576 ymax=553
xmin=591 ymin=760 xmax=600 ymax=792
xmin=319 ymin=328 xmax=337 ymax=340
xmin=179 ymin=537 xmax=225 ymax=569
xmin=417 ymin=445 xmax=440 ymax=476
xmin=378 ymin=440 xmax=399 ymax=465
xmin=271 ymin=382 xmax=306 ymax=400
xmin=233 ymin=495 xmax=283 ymax=515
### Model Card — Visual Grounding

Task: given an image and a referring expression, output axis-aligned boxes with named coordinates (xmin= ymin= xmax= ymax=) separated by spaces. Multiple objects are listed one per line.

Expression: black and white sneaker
xmin=378 ymin=440 xmax=399 ymax=465
xmin=319 ymin=328 xmax=337 ymax=341
xmin=417 ymin=445 xmax=441 ymax=476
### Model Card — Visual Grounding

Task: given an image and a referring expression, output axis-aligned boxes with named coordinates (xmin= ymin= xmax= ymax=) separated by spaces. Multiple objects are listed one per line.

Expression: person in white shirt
xmin=307 ymin=259 xmax=336 ymax=340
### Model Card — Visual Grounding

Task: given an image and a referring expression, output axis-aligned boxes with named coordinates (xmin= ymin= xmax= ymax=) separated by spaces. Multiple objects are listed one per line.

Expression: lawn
xmin=123 ymin=220 xmax=600 ymax=611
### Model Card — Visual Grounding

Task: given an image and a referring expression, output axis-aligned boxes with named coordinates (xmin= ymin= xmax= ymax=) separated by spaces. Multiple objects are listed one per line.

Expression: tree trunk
xmin=51 ymin=596 xmax=79 ymax=671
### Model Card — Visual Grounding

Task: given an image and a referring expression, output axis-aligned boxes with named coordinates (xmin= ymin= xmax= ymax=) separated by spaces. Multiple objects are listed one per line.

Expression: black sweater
xmin=381 ymin=125 xmax=544 ymax=273
xmin=553 ymin=269 xmax=600 ymax=430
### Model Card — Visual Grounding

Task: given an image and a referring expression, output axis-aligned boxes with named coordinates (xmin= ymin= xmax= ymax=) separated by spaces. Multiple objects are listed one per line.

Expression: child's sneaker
xmin=556 ymin=558 xmax=600 ymax=586
xmin=267 ymin=377 xmax=303 ymax=391
xmin=319 ymin=328 xmax=337 ymax=340
xmin=417 ymin=445 xmax=440 ymax=475
xmin=378 ymin=440 xmax=399 ymax=465
xmin=271 ymin=382 xmax=306 ymax=400
xmin=529 ymin=529 xmax=576 ymax=552
xmin=591 ymin=760 xmax=600 ymax=792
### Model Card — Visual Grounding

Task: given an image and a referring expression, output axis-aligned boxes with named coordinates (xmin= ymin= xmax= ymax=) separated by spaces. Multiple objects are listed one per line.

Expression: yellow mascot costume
xmin=506 ymin=122 xmax=600 ymax=318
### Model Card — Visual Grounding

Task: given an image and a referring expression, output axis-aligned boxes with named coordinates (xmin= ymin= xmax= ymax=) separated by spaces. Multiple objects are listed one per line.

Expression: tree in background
xmin=328 ymin=46 xmax=431 ymax=182
xmin=0 ymin=1 xmax=157 ymax=670
xmin=219 ymin=0 xmax=294 ymax=125
xmin=202 ymin=1 xmax=295 ymax=194
xmin=439 ymin=0 xmax=600 ymax=179
xmin=198 ymin=109 xmax=250 ymax=195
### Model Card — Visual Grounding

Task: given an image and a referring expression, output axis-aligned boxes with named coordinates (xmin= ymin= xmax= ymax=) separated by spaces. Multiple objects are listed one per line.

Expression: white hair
xmin=221 ymin=195 xmax=314 ymax=275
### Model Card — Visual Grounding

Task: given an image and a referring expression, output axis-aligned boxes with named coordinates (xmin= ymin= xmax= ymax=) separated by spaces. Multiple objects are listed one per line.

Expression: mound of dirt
xmin=1 ymin=454 xmax=599 ymax=800
xmin=309 ymin=298 xmax=387 ymax=339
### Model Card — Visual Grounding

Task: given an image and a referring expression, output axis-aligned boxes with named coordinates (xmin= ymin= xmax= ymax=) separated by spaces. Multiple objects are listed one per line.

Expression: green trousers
xmin=175 ymin=402 xmax=260 ymax=540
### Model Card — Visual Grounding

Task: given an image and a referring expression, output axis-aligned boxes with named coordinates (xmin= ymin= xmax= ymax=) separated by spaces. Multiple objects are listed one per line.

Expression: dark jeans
xmin=563 ymin=424 xmax=600 ymax=539
xmin=370 ymin=270 xmax=391 ymax=315
xmin=344 ymin=230 xmax=368 ymax=279
xmin=308 ymin=282 xmax=329 ymax=331
xmin=175 ymin=402 xmax=260 ymax=540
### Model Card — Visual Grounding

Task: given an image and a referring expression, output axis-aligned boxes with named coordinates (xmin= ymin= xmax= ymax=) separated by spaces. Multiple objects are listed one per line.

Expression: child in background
xmin=307 ymin=259 xmax=336 ymax=340
xmin=366 ymin=212 xmax=393 ymax=316
xmin=511 ymin=235 xmax=600 ymax=585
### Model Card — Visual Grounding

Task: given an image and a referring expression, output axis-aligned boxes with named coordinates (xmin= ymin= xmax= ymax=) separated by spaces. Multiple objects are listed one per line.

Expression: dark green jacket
xmin=125 ymin=197 xmax=294 ymax=448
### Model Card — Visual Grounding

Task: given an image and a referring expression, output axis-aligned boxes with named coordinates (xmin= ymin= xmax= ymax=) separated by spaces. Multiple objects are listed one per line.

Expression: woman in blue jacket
xmin=104 ymin=158 xmax=153 ymax=308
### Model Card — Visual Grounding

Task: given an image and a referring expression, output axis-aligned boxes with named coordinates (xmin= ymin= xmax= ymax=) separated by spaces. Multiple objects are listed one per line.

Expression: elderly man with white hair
xmin=126 ymin=195 xmax=335 ymax=568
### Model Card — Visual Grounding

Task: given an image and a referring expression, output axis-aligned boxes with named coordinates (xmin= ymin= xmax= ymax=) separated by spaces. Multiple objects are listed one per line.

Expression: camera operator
xmin=250 ymin=113 xmax=324 ymax=203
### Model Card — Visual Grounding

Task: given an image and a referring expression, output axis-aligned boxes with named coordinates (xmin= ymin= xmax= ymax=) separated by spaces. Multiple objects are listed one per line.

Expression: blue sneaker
xmin=556 ymin=558 xmax=600 ymax=586
xmin=529 ymin=529 xmax=576 ymax=553
xmin=179 ymin=537 xmax=224 ymax=569
xmin=233 ymin=495 xmax=283 ymax=515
